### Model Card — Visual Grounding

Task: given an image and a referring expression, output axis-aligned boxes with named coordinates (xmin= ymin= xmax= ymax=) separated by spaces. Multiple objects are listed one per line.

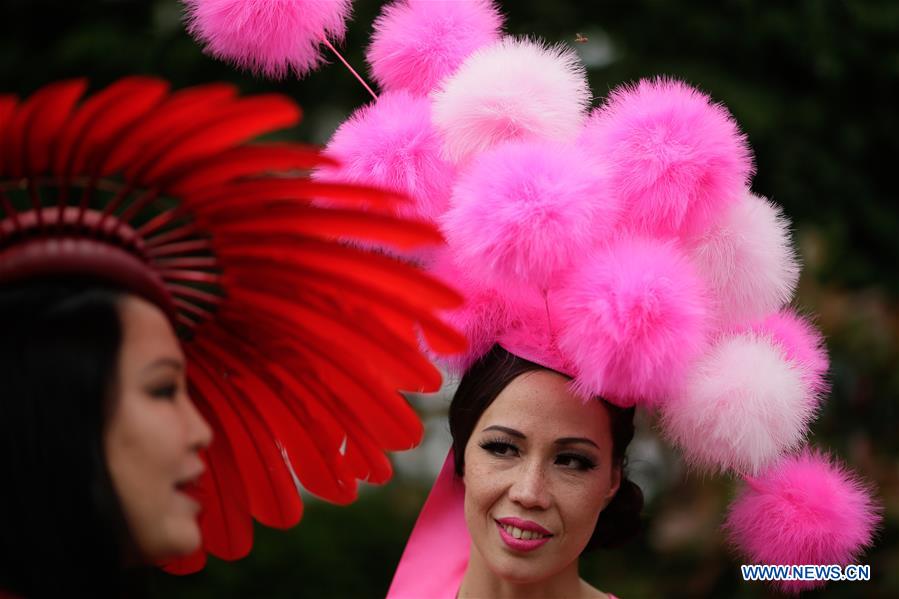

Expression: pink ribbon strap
xmin=387 ymin=450 xmax=470 ymax=599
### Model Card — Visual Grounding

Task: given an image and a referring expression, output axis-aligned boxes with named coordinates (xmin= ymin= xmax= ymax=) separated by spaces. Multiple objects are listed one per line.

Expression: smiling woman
xmin=449 ymin=345 xmax=641 ymax=599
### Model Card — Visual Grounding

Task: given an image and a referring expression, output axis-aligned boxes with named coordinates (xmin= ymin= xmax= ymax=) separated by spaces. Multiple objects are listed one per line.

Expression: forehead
xmin=478 ymin=370 xmax=611 ymax=441
xmin=118 ymin=296 xmax=182 ymax=361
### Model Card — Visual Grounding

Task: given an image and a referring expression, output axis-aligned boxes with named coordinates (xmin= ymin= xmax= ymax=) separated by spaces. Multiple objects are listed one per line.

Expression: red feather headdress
xmin=0 ymin=77 xmax=467 ymax=572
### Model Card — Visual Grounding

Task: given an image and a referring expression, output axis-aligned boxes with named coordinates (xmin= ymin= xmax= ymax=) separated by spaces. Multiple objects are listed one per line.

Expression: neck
xmin=458 ymin=542 xmax=593 ymax=599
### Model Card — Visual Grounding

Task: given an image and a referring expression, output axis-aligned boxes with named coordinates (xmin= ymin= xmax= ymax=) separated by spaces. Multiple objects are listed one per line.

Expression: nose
xmin=507 ymin=457 xmax=551 ymax=510
xmin=184 ymin=394 xmax=213 ymax=452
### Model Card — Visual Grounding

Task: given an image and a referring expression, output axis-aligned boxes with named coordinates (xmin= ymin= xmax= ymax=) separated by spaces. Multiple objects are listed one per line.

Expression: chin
xmin=154 ymin=517 xmax=203 ymax=559
xmin=490 ymin=554 xmax=552 ymax=585
xmin=172 ymin=522 xmax=203 ymax=556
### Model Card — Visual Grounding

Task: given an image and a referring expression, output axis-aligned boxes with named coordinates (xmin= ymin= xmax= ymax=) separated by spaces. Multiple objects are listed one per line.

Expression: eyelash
xmin=478 ymin=437 xmax=598 ymax=471
xmin=149 ymin=383 xmax=178 ymax=400
xmin=479 ymin=437 xmax=519 ymax=457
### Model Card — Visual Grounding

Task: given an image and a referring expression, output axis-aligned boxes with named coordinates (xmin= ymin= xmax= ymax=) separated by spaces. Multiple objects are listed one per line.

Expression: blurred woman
xmin=0 ymin=283 xmax=211 ymax=596
xmin=0 ymin=76 xmax=463 ymax=597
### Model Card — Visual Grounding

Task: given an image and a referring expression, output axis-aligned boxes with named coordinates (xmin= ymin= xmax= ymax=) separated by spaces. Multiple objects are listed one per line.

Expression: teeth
xmin=501 ymin=523 xmax=547 ymax=540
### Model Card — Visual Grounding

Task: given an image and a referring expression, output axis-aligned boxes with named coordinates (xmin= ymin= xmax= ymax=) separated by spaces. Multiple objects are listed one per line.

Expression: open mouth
xmin=496 ymin=521 xmax=552 ymax=540
xmin=494 ymin=518 xmax=554 ymax=551
xmin=174 ymin=471 xmax=205 ymax=505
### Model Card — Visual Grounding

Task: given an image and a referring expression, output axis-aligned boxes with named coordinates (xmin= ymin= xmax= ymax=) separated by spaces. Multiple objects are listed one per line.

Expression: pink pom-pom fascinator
xmin=307 ymin=2 xmax=881 ymax=595
xmin=191 ymin=0 xmax=879 ymax=593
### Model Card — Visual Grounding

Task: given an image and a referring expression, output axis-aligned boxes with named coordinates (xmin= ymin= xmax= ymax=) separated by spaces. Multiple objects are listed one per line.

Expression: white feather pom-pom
xmin=432 ymin=37 xmax=590 ymax=164
xmin=690 ymin=190 xmax=799 ymax=326
xmin=660 ymin=332 xmax=814 ymax=475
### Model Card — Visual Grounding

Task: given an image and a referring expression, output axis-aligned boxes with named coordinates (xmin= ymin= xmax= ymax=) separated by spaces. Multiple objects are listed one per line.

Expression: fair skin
xmin=458 ymin=370 xmax=621 ymax=599
xmin=104 ymin=296 xmax=212 ymax=561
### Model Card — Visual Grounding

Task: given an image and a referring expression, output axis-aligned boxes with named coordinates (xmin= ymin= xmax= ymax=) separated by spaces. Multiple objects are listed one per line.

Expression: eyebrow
xmin=141 ymin=357 xmax=184 ymax=375
xmin=481 ymin=425 xmax=599 ymax=449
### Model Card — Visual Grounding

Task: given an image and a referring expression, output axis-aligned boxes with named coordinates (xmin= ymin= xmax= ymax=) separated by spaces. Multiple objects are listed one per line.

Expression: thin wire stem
xmin=321 ymin=37 xmax=378 ymax=101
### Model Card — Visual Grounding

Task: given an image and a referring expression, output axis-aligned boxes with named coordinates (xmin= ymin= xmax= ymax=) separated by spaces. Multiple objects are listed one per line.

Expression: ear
xmin=605 ymin=463 xmax=622 ymax=506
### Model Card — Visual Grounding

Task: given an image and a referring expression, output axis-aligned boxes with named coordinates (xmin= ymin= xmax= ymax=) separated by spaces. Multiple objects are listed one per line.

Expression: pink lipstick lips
xmin=495 ymin=517 xmax=553 ymax=552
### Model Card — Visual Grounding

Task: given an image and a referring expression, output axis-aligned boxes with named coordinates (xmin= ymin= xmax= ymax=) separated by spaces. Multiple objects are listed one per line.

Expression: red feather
xmin=23 ymin=79 xmax=87 ymax=175
xmin=213 ymin=256 xmax=467 ymax=354
xmin=5 ymin=90 xmax=41 ymax=178
xmin=345 ymin=436 xmax=394 ymax=484
xmin=199 ymin=204 xmax=445 ymax=250
xmin=51 ymin=77 xmax=164 ymax=177
xmin=181 ymin=178 xmax=409 ymax=209
xmin=197 ymin=327 xmax=359 ymax=504
xmin=138 ymin=95 xmax=301 ymax=185
xmin=190 ymin=395 xmax=254 ymax=561
xmin=0 ymin=95 xmax=19 ymax=176
xmin=214 ymin=237 xmax=463 ymax=309
xmin=288 ymin=361 xmax=402 ymax=481
xmin=167 ymin=144 xmax=334 ymax=196
xmin=187 ymin=347 xmax=303 ymax=529
xmin=67 ymin=79 xmax=169 ymax=176
xmin=101 ymin=83 xmax=237 ymax=176
xmin=222 ymin=284 xmax=441 ymax=393
xmin=160 ymin=546 xmax=207 ymax=575
xmin=217 ymin=304 xmax=423 ymax=449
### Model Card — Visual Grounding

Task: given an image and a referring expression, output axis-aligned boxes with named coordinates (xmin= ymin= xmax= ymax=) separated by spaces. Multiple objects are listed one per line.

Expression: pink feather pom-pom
xmin=433 ymin=37 xmax=590 ymax=164
xmin=367 ymin=0 xmax=504 ymax=95
xmin=725 ymin=451 xmax=881 ymax=594
xmin=690 ymin=190 xmax=800 ymax=325
xmin=315 ymin=91 xmax=455 ymax=223
xmin=661 ymin=332 xmax=813 ymax=474
xmin=740 ymin=308 xmax=830 ymax=400
xmin=556 ymin=237 xmax=709 ymax=407
xmin=427 ymin=250 xmax=513 ymax=372
xmin=580 ymin=78 xmax=753 ymax=235
xmin=182 ymin=0 xmax=351 ymax=79
xmin=441 ymin=140 xmax=619 ymax=289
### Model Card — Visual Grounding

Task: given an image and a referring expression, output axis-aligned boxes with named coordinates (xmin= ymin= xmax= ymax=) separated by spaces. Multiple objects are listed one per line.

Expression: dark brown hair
xmin=449 ymin=345 xmax=643 ymax=550
xmin=0 ymin=281 xmax=148 ymax=598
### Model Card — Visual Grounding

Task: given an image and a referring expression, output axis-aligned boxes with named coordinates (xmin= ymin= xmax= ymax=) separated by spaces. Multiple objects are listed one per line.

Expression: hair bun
xmin=588 ymin=476 xmax=644 ymax=551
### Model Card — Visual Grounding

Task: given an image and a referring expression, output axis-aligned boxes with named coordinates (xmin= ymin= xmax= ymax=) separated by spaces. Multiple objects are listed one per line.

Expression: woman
xmin=345 ymin=5 xmax=880 ymax=594
xmin=450 ymin=346 xmax=640 ymax=599
xmin=0 ymin=77 xmax=464 ymax=596
xmin=0 ymin=283 xmax=211 ymax=597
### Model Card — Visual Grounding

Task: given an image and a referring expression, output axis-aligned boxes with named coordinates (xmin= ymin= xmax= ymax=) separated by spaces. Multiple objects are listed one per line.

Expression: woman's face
xmin=105 ymin=296 xmax=212 ymax=561
xmin=463 ymin=370 xmax=620 ymax=584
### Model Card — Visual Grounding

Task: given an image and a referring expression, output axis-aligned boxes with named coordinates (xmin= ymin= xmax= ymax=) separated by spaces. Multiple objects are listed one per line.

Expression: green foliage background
xmin=3 ymin=1 xmax=897 ymax=596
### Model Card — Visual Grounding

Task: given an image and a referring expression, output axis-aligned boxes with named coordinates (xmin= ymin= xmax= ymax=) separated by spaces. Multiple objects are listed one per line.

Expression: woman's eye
xmin=149 ymin=383 xmax=178 ymax=400
xmin=479 ymin=440 xmax=520 ymax=458
xmin=555 ymin=453 xmax=597 ymax=471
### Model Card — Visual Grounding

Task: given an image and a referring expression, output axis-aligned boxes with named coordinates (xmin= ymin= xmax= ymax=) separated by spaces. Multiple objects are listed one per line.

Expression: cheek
xmin=557 ymin=470 xmax=612 ymax=545
xmin=106 ymin=396 xmax=202 ymax=558
xmin=462 ymin=450 xmax=509 ymax=526
xmin=105 ymin=398 xmax=185 ymax=512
